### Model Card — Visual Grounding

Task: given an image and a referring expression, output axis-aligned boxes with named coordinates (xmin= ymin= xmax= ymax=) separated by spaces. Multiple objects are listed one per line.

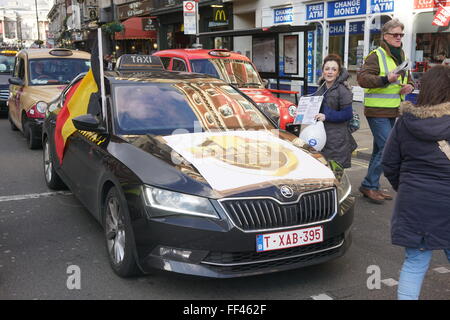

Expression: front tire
xmin=43 ymin=138 xmax=66 ymax=190
xmin=103 ymin=187 xmax=140 ymax=277
xmin=23 ymin=120 xmax=42 ymax=149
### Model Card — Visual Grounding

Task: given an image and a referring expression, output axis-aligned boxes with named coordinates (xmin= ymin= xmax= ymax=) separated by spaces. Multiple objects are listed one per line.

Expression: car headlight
xmin=337 ymin=172 xmax=351 ymax=204
xmin=143 ymin=186 xmax=219 ymax=219
xmin=288 ymin=105 xmax=297 ymax=118
xmin=36 ymin=101 xmax=48 ymax=114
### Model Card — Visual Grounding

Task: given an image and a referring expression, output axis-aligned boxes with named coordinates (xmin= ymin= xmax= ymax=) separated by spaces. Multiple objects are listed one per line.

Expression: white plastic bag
xmin=299 ymin=121 xmax=327 ymax=151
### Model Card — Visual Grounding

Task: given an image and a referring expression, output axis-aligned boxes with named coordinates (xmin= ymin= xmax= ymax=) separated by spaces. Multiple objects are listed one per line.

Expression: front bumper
xmin=132 ymin=194 xmax=355 ymax=278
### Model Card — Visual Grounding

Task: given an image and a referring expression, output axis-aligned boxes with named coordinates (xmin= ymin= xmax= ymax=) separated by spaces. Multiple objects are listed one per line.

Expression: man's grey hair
xmin=381 ymin=18 xmax=405 ymax=34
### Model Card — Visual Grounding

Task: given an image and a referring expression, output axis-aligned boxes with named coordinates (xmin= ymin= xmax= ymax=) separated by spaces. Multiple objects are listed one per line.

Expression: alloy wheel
xmin=105 ymin=196 xmax=126 ymax=265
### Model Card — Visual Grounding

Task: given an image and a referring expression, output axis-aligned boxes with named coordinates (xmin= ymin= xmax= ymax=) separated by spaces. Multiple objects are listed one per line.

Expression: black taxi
xmin=42 ymin=55 xmax=354 ymax=278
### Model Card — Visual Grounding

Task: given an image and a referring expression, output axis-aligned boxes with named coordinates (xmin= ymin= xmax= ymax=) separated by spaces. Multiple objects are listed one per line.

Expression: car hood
xmin=26 ymin=85 xmax=67 ymax=103
xmin=115 ymin=130 xmax=336 ymax=200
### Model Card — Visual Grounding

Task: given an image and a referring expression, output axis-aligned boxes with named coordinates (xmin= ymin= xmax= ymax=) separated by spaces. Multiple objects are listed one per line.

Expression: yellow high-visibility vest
xmin=364 ymin=47 xmax=409 ymax=108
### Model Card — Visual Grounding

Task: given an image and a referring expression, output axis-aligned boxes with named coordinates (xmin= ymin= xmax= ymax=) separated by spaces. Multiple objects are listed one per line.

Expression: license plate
xmin=256 ymin=226 xmax=323 ymax=252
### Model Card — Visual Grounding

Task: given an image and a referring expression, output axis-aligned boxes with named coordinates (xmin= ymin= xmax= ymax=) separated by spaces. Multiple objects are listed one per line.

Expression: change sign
xmin=328 ymin=0 xmax=367 ymax=18
xmin=274 ymin=7 xmax=294 ymax=24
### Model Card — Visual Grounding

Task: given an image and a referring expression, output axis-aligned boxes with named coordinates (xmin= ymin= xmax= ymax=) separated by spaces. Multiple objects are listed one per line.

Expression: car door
xmin=8 ymin=56 xmax=26 ymax=125
xmin=61 ymin=91 xmax=110 ymax=218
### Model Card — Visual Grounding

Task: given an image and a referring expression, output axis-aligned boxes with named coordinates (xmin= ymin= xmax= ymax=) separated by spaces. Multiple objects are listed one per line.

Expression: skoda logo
xmin=280 ymin=185 xmax=294 ymax=199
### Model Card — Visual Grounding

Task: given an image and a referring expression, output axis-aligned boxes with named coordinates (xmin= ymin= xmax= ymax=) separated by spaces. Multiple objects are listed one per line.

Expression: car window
xmin=0 ymin=55 xmax=15 ymax=74
xmin=207 ymin=59 xmax=263 ymax=88
xmin=159 ymin=56 xmax=171 ymax=69
xmin=112 ymin=82 xmax=275 ymax=135
xmin=29 ymin=58 xmax=91 ymax=85
xmin=14 ymin=57 xmax=25 ymax=80
xmin=191 ymin=59 xmax=220 ymax=78
xmin=172 ymin=58 xmax=187 ymax=71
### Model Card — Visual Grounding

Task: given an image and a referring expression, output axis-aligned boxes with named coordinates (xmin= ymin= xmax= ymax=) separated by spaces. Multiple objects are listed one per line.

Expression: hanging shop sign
xmin=117 ymin=0 xmax=154 ymax=20
xmin=369 ymin=0 xmax=394 ymax=14
xmin=274 ymin=7 xmax=294 ymax=24
xmin=209 ymin=7 xmax=229 ymax=28
xmin=307 ymin=31 xmax=314 ymax=83
xmin=306 ymin=0 xmax=393 ymax=21
xmin=142 ymin=17 xmax=158 ymax=31
xmin=432 ymin=2 xmax=450 ymax=26
xmin=327 ymin=0 xmax=367 ymax=18
xmin=414 ymin=0 xmax=449 ymax=10
xmin=306 ymin=3 xmax=325 ymax=20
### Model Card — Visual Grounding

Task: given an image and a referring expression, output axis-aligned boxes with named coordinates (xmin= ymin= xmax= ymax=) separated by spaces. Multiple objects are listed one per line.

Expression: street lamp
xmin=35 ymin=0 xmax=41 ymax=47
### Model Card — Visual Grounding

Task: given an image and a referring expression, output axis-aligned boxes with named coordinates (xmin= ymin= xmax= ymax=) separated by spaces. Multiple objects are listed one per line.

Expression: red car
xmin=153 ymin=49 xmax=299 ymax=135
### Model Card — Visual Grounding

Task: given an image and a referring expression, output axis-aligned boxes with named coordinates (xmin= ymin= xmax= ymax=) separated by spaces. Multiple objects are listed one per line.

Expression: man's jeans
xmin=398 ymin=248 xmax=450 ymax=300
xmin=361 ymin=117 xmax=396 ymax=190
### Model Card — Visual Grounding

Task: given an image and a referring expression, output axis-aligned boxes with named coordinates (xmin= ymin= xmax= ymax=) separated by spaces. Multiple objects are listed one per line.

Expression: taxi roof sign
xmin=115 ymin=54 xmax=164 ymax=71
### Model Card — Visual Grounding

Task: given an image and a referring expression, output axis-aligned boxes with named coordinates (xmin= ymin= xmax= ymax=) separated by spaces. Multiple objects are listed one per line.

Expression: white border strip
xmin=0 ymin=191 xmax=72 ymax=203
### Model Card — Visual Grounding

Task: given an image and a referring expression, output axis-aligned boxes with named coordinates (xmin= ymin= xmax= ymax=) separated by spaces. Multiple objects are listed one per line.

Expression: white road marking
xmin=381 ymin=278 xmax=398 ymax=287
xmin=0 ymin=191 xmax=72 ymax=203
xmin=351 ymin=159 xmax=369 ymax=168
xmin=311 ymin=293 xmax=334 ymax=300
xmin=433 ymin=267 xmax=450 ymax=274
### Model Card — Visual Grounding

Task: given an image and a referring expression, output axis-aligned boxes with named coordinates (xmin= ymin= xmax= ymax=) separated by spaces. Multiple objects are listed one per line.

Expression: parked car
xmin=8 ymin=48 xmax=91 ymax=149
xmin=43 ymin=62 xmax=354 ymax=278
xmin=153 ymin=49 xmax=300 ymax=135
xmin=0 ymin=50 xmax=17 ymax=116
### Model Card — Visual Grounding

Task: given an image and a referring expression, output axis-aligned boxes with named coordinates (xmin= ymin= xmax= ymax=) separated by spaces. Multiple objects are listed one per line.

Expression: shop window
xmin=369 ymin=15 xmax=392 ymax=51
xmin=414 ymin=11 xmax=450 ymax=70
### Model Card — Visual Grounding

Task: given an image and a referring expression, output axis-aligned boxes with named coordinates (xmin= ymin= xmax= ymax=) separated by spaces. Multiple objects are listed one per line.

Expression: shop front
xmin=150 ymin=0 xmax=233 ymax=50
xmin=115 ymin=1 xmax=158 ymax=55
xmin=304 ymin=0 xmax=395 ymax=97
xmin=303 ymin=0 xmax=450 ymax=101
xmin=411 ymin=0 xmax=450 ymax=92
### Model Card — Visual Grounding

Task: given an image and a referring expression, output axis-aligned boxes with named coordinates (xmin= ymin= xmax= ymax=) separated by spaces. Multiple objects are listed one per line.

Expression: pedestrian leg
xmin=397 ymin=248 xmax=432 ymax=300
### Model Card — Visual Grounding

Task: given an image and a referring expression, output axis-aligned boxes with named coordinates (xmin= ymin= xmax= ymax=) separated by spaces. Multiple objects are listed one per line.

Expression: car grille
xmin=0 ymin=89 xmax=8 ymax=101
xmin=202 ymin=234 xmax=345 ymax=273
xmin=220 ymin=188 xmax=336 ymax=231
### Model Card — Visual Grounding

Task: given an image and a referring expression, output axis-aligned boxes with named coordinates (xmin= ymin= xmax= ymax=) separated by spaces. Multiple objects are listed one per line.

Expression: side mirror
xmin=9 ymin=77 xmax=24 ymax=86
xmin=72 ymin=114 xmax=106 ymax=133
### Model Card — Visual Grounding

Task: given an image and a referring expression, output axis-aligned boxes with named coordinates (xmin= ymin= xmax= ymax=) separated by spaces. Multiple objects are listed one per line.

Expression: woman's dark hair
xmin=416 ymin=65 xmax=450 ymax=106
xmin=322 ymin=54 xmax=343 ymax=73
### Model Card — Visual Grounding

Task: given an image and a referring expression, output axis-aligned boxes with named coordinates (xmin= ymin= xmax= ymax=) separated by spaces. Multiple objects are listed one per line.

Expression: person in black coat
xmin=382 ymin=65 xmax=450 ymax=300
xmin=314 ymin=54 xmax=357 ymax=168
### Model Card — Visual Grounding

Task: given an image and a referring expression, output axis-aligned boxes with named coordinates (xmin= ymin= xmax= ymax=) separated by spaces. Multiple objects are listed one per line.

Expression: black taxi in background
xmin=8 ymin=48 xmax=90 ymax=149
xmin=0 ymin=49 xmax=17 ymax=116
xmin=42 ymin=55 xmax=354 ymax=278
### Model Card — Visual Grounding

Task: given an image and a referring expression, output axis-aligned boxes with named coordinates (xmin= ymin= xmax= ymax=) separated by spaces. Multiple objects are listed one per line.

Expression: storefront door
xmin=345 ymin=19 xmax=365 ymax=86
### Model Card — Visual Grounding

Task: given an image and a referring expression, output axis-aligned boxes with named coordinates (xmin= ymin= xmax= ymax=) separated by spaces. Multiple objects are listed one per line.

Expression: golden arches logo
xmin=214 ymin=9 xmax=227 ymax=22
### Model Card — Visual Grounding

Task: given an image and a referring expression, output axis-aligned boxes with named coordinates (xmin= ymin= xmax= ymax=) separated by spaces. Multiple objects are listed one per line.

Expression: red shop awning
xmin=115 ymin=17 xmax=157 ymax=40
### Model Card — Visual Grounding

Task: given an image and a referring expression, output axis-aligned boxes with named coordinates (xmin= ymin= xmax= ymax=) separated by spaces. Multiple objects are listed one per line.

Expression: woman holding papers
xmin=314 ymin=54 xmax=357 ymax=168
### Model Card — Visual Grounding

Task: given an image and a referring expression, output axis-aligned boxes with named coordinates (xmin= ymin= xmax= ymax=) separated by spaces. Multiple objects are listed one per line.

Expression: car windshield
xmin=113 ymin=82 xmax=275 ymax=135
xmin=29 ymin=58 xmax=91 ymax=85
xmin=0 ymin=55 xmax=15 ymax=74
xmin=191 ymin=59 xmax=263 ymax=88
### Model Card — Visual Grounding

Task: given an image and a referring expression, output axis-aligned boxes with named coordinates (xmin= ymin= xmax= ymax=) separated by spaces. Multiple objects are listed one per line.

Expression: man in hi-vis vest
xmin=357 ymin=19 xmax=415 ymax=204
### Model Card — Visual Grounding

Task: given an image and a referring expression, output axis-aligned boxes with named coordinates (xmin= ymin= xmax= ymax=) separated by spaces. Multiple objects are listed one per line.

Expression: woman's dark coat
xmin=315 ymin=69 xmax=357 ymax=168
xmin=382 ymin=101 xmax=450 ymax=250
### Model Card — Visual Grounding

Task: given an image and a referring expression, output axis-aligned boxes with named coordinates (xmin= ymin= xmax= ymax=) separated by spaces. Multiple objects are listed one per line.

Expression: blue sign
xmin=328 ymin=0 xmax=367 ymax=18
xmin=370 ymin=0 xmax=394 ymax=14
xmin=306 ymin=3 xmax=324 ymax=20
xmin=274 ymin=7 xmax=293 ymax=24
xmin=307 ymin=31 xmax=314 ymax=83
xmin=329 ymin=21 xmax=365 ymax=36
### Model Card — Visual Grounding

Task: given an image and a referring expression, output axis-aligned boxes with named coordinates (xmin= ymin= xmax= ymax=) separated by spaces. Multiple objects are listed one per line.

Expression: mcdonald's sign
xmin=213 ymin=8 xmax=227 ymax=22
